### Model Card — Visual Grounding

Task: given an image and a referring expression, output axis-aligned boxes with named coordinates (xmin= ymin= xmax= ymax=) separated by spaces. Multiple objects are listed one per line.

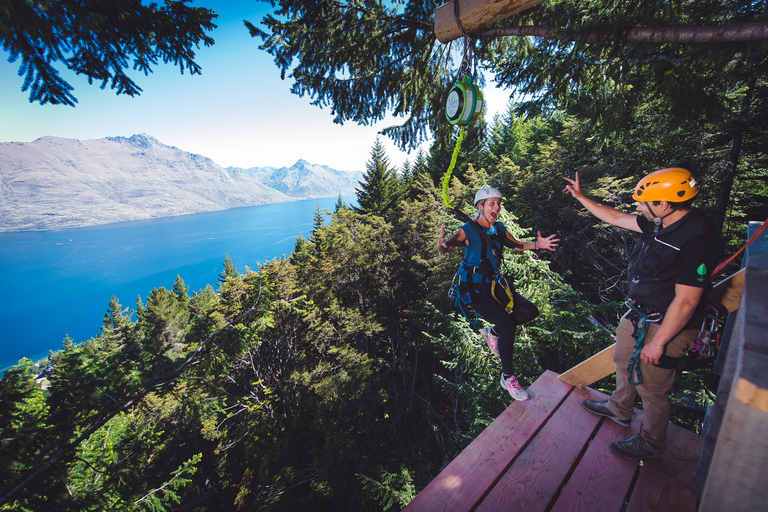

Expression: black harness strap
xmin=451 ymin=207 xmax=506 ymax=305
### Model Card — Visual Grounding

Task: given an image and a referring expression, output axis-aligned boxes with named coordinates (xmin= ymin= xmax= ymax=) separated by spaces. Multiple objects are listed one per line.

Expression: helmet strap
xmin=646 ymin=202 xmax=674 ymax=233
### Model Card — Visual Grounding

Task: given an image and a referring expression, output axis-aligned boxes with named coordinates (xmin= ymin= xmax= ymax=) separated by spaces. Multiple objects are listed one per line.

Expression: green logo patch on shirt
xmin=697 ymin=263 xmax=708 ymax=283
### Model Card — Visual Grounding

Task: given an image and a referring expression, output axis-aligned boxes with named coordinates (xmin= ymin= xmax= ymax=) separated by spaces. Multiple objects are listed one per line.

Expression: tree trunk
xmin=715 ymin=74 xmax=757 ymax=233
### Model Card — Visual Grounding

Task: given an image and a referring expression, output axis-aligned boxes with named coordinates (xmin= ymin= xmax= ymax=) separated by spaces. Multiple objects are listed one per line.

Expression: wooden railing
xmin=694 ymin=220 xmax=768 ymax=510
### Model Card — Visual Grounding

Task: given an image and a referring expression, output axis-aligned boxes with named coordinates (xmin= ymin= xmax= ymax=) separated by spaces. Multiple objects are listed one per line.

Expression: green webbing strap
xmin=441 ymin=125 xmax=466 ymax=209
xmin=626 ymin=301 xmax=650 ymax=386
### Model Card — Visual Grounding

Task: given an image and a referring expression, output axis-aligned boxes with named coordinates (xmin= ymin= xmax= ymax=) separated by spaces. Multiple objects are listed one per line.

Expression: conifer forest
xmin=2 ymin=0 xmax=767 ymax=510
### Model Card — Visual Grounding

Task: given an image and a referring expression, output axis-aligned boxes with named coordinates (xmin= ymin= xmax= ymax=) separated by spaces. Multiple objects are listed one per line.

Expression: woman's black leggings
xmin=468 ymin=287 xmax=539 ymax=376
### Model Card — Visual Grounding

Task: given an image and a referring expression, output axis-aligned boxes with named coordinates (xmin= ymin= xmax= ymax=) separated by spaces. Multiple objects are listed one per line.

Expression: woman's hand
xmin=536 ymin=231 xmax=559 ymax=251
xmin=438 ymin=225 xmax=450 ymax=253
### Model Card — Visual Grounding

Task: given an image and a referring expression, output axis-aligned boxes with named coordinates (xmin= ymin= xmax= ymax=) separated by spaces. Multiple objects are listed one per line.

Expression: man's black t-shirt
xmin=627 ymin=209 xmax=721 ymax=313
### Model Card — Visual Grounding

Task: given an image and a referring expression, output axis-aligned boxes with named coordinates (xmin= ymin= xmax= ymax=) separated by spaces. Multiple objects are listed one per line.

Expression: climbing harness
xmin=491 ymin=272 xmax=515 ymax=313
xmin=449 ymin=272 xmax=477 ymax=323
xmin=625 ymin=300 xmax=664 ymax=386
xmin=448 ymin=218 xmax=513 ymax=323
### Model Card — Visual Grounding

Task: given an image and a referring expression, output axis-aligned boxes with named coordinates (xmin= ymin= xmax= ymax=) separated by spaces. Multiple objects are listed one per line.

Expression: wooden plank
xmin=474 ymin=386 xmax=602 ymax=512
xmin=648 ymin=423 xmax=704 ymax=487
xmin=627 ymin=464 xmax=699 ymax=512
xmin=707 ymin=267 xmax=745 ymax=313
xmin=402 ymin=371 xmax=570 ymax=512
xmin=434 ymin=0 xmax=548 ymax=43
xmin=734 ymin=376 xmax=768 ymax=412
xmin=699 ymin=389 xmax=768 ymax=511
xmin=550 ymin=394 xmax=642 ymax=512
xmin=558 ymin=344 xmax=615 ymax=389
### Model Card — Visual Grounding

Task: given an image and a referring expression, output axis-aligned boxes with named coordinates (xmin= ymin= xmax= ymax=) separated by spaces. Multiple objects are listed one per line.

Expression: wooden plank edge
xmin=550 ymin=395 xmax=643 ymax=512
xmin=733 ymin=377 xmax=768 ymax=412
xmin=558 ymin=343 xmax=616 ymax=389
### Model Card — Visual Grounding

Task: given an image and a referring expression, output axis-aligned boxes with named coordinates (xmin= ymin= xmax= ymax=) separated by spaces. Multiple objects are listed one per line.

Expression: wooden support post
xmin=434 ymin=0 xmax=548 ymax=43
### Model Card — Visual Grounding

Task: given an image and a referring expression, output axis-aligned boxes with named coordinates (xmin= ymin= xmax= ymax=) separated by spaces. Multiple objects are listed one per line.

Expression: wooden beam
xmin=558 ymin=269 xmax=746 ymax=389
xmin=558 ymin=344 xmax=615 ymax=389
xmin=433 ymin=0 xmax=548 ymax=43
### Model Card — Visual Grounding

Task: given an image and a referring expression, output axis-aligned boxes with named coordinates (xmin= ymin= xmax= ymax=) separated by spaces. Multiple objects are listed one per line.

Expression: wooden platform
xmin=403 ymin=370 xmax=703 ymax=512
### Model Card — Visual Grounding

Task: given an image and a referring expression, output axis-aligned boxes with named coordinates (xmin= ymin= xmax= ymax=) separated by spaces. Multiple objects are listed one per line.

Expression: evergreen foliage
xmin=2 ymin=0 xmax=217 ymax=106
xmin=355 ymin=138 xmax=403 ymax=217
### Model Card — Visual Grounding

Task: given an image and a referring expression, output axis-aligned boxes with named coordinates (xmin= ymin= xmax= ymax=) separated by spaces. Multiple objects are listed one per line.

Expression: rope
xmin=712 ymin=216 xmax=768 ymax=275
xmin=441 ymin=125 xmax=465 ymax=209
xmin=625 ymin=301 xmax=662 ymax=387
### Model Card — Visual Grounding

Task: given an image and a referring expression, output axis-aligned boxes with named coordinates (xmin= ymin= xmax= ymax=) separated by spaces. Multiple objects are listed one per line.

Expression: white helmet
xmin=474 ymin=187 xmax=502 ymax=206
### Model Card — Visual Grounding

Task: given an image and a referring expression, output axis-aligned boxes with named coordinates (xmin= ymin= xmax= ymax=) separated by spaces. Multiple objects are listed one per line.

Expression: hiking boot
xmin=480 ymin=327 xmax=500 ymax=357
xmin=501 ymin=374 xmax=530 ymax=401
xmin=582 ymin=399 xmax=631 ymax=428
xmin=610 ymin=433 xmax=663 ymax=460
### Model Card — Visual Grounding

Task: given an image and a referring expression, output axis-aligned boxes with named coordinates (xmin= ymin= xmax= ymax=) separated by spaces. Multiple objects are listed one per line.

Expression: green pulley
xmin=445 ymin=75 xmax=483 ymax=126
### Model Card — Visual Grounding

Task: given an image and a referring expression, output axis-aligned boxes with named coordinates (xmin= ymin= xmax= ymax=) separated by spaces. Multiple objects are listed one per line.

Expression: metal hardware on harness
xmin=692 ymin=303 xmax=725 ymax=359
xmin=449 ymin=273 xmax=477 ymax=324
xmin=626 ymin=300 xmax=664 ymax=386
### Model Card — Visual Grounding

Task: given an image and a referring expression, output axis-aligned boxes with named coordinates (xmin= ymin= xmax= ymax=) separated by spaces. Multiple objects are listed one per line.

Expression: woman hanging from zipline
xmin=438 ymin=186 xmax=559 ymax=400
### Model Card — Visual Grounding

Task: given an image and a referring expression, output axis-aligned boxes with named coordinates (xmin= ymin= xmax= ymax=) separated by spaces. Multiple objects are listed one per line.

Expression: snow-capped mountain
xmin=0 ymin=134 xmax=361 ymax=232
xmin=230 ymin=159 xmax=362 ymax=199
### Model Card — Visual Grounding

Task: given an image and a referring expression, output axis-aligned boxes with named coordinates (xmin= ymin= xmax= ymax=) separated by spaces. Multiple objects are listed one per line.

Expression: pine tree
xmin=310 ymin=205 xmax=326 ymax=242
xmin=218 ymin=254 xmax=238 ymax=284
xmin=173 ymin=275 xmax=190 ymax=306
xmin=355 ymin=138 xmax=401 ymax=216
xmin=0 ymin=359 xmax=51 ymax=494
xmin=334 ymin=195 xmax=347 ymax=213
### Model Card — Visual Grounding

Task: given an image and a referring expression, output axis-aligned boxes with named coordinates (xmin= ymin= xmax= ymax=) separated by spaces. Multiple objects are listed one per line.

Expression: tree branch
xmin=474 ymin=22 xmax=768 ymax=43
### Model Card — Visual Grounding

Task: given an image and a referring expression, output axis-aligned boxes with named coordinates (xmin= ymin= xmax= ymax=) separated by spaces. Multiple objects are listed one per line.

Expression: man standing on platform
xmin=563 ymin=168 xmax=721 ymax=460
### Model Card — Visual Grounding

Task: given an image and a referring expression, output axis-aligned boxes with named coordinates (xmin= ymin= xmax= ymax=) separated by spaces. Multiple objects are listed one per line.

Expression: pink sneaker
xmin=501 ymin=374 xmax=530 ymax=401
xmin=480 ymin=327 xmax=500 ymax=357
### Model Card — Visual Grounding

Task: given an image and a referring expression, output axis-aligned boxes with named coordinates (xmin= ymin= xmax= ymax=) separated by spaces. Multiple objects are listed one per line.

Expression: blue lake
xmin=0 ymin=197 xmax=352 ymax=371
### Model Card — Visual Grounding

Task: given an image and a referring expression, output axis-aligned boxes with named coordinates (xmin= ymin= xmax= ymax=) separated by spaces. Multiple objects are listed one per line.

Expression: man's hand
xmin=563 ymin=172 xmax=583 ymax=199
xmin=640 ymin=340 xmax=665 ymax=365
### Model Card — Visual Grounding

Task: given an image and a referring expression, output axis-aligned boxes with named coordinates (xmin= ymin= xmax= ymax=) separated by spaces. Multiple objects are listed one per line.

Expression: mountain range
xmin=0 ymin=134 xmax=362 ymax=232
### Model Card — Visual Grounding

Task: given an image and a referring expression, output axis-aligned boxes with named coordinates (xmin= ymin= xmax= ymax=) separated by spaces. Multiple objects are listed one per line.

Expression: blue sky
xmin=0 ymin=1 xmax=510 ymax=172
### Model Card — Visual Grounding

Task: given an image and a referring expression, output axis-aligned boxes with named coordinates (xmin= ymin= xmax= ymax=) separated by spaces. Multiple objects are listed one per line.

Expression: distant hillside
xmin=0 ymin=135 xmax=360 ymax=232
xmin=231 ymin=160 xmax=362 ymax=199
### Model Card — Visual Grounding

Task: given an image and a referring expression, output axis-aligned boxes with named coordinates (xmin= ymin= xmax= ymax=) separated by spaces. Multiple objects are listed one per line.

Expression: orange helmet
xmin=633 ymin=168 xmax=699 ymax=202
